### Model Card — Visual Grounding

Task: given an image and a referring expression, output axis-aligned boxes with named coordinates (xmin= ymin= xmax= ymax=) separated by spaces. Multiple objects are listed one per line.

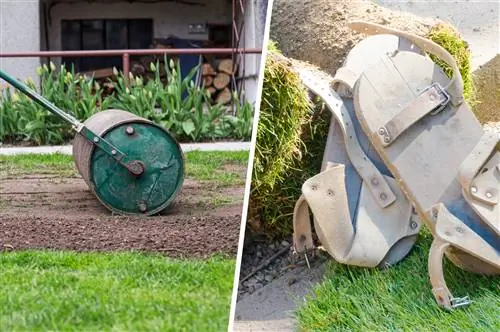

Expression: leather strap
xmin=293 ymin=194 xmax=314 ymax=253
xmin=458 ymin=132 xmax=499 ymax=205
xmin=332 ymin=66 xmax=358 ymax=98
xmin=377 ymin=84 xmax=450 ymax=147
xmin=296 ymin=66 xmax=397 ymax=208
xmin=428 ymin=237 xmax=455 ymax=310
xmin=348 ymin=21 xmax=464 ymax=106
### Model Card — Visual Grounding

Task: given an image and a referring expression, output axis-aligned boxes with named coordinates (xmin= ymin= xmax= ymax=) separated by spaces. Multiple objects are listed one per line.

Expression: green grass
xmin=427 ymin=23 xmax=476 ymax=108
xmin=296 ymin=231 xmax=500 ymax=331
xmin=0 ymin=150 xmax=249 ymax=186
xmin=0 ymin=251 xmax=234 ymax=331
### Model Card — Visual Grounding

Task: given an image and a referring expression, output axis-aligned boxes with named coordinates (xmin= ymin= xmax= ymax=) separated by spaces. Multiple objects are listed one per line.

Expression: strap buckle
xmin=450 ymin=296 xmax=472 ymax=309
xmin=425 ymin=83 xmax=451 ymax=115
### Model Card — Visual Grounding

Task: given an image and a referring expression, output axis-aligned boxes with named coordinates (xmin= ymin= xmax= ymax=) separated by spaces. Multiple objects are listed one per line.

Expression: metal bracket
xmin=426 ymin=83 xmax=451 ymax=115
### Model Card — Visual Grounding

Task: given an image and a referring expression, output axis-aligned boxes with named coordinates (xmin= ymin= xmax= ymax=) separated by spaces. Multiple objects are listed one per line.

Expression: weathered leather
xmin=296 ymin=67 xmax=396 ymax=208
xmin=295 ymin=163 xmax=417 ymax=267
xmin=348 ymin=21 xmax=499 ymax=310
xmin=348 ymin=21 xmax=464 ymax=106
xmin=378 ymin=85 xmax=450 ymax=147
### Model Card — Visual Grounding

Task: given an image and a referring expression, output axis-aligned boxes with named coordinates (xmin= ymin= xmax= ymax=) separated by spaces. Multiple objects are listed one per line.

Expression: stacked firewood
xmin=201 ymin=58 xmax=235 ymax=105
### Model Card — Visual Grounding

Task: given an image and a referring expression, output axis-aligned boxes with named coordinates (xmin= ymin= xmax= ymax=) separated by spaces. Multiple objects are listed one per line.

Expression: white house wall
xmin=242 ymin=0 xmax=267 ymax=105
xmin=0 ymin=0 xmax=40 ymax=83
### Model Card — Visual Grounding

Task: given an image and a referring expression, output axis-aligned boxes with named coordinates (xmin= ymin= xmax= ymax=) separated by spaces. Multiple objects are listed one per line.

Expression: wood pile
xmin=201 ymin=58 xmax=236 ymax=105
xmin=76 ymin=53 xmax=237 ymax=105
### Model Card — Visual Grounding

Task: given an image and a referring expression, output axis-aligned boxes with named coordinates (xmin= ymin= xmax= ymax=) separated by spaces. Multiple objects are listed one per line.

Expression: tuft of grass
xmin=296 ymin=230 xmax=500 ymax=331
xmin=426 ymin=23 xmax=476 ymax=108
xmin=0 ymin=251 xmax=234 ymax=331
xmin=0 ymin=151 xmax=249 ymax=186
xmin=248 ymin=41 xmax=323 ymax=237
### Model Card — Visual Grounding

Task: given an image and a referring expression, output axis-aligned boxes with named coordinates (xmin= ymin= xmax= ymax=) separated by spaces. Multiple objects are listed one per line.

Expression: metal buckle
xmin=424 ymin=83 xmax=451 ymax=115
xmin=450 ymin=296 xmax=472 ymax=309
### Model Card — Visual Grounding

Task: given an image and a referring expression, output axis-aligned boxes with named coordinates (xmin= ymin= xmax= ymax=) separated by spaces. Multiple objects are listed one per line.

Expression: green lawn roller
xmin=0 ymin=69 xmax=184 ymax=216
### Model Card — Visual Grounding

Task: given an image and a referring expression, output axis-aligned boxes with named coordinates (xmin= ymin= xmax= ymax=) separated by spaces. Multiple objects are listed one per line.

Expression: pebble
xmin=237 ymin=238 xmax=296 ymax=301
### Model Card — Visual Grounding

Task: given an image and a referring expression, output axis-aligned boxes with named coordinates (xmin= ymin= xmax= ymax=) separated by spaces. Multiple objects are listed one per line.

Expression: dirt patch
xmin=270 ymin=0 xmax=438 ymax=75
xmin=0 ymin=175 xmax=245 ymax=259
xmin=473 ymin=54 xmax=500 ymax=123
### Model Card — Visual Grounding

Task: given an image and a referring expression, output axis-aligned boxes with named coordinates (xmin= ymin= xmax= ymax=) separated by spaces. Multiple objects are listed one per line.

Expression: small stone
xmin=281 ymin=240 xmax=290 ymax=247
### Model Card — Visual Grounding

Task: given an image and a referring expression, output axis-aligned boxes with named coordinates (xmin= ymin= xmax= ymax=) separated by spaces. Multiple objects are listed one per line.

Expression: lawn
xmin=0 ymin=150 xmax=249 ymax=186
xmin=0 ymin=252 xmax=234 ymax=331
xmin=0 ymin=150 xmax=248 ymax=331
xmin=296 ymin=231 xmax=500 ymax=332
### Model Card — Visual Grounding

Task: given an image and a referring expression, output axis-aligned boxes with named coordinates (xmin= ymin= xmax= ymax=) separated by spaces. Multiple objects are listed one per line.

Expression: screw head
xmin=456 ymin=227 xmax=464 ymax=234
xmin=311 ymin=184 xmax=318 ymax=191
xmin=371 ymin=177 xmax=379 ymax=186
xmin=379 ymin=193 xmax=387 ymax=201
xmin=410 ymin=221 xmax=418 ymax=229
xmin=138 ymin=201 xmax=147 ymax=213
xmin=486 ymin=192 xmax=493 ymax=198
xmin=470 ymin=186 xmax=478 ymax=193
xmin=111 ymin=149 xmax=117 ymax=155
xmin=384 ymin=137 xmax=390 ymax=143
xmin=125 ymin=126 xmax=135 ymax=135
xmin=378 ymin=128 xmax=386 ymax=135
xmin=93 ymin=137 xmax=99 ymax=143
xmin=327 ymin=189 xmax=334 ymax=197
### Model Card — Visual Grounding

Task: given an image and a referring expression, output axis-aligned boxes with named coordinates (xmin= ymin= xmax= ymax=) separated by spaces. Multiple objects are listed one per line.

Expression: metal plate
xmin=89 ymin=121 xmax=184 ymax=215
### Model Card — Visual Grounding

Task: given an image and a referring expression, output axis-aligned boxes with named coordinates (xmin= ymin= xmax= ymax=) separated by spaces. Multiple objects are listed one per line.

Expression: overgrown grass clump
xmin=427 ymin=23 xmax=476 ymax=107
xmin=296 ymin=230 xmax=500 ymax=331
xmin=0 ymin=58 xmax=253 ymax=145
xmin=248 ymin=41 xmax=330 ymax=237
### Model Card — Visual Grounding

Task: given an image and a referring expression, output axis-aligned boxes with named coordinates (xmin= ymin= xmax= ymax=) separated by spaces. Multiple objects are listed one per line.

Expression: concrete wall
xmin=0 ymin=0 xmax=40 ymax=83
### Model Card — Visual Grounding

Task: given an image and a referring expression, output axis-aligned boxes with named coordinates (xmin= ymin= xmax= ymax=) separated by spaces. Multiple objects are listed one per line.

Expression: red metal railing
xmin=0 ymin=48 xmax=262 ymax=80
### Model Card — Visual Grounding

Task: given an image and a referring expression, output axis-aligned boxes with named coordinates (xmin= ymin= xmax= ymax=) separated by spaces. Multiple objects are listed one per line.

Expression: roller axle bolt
xmin=126 ymin=126 xmax=135 ymax=135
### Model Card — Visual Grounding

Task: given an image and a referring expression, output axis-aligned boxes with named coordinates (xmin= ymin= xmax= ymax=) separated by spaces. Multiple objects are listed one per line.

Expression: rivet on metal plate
xmin=470 ymin=186 xmax=478 ymax=193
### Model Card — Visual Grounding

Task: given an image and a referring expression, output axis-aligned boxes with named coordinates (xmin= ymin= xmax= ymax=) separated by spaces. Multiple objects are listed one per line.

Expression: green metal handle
xmin=0 ymin=69 xmax=143 ymax=176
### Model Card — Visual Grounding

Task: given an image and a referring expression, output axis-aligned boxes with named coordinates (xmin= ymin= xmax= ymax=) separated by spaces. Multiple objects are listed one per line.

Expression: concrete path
xmin=233 ymin=260 xmax=326 ymax=332
xmin=0 ymin=141 xmax=250 ymax=155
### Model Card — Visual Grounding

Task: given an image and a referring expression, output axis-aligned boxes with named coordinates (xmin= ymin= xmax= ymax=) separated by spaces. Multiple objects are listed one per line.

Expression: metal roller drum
xmin=73 ymin=109 xmax=184 ymax=215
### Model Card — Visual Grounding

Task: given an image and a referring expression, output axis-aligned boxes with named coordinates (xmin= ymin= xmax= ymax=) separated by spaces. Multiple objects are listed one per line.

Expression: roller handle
xmin=0 ymin=69 xmax=143 ymax=176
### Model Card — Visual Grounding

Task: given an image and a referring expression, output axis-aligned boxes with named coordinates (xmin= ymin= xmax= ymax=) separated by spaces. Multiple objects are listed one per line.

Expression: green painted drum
xmin=73 ymin=109 xmax=184 ymax=215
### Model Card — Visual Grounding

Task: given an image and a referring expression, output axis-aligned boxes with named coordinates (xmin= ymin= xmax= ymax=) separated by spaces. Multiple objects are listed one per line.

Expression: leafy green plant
xmin=0 ymin=57 xmax=253 ymax=145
